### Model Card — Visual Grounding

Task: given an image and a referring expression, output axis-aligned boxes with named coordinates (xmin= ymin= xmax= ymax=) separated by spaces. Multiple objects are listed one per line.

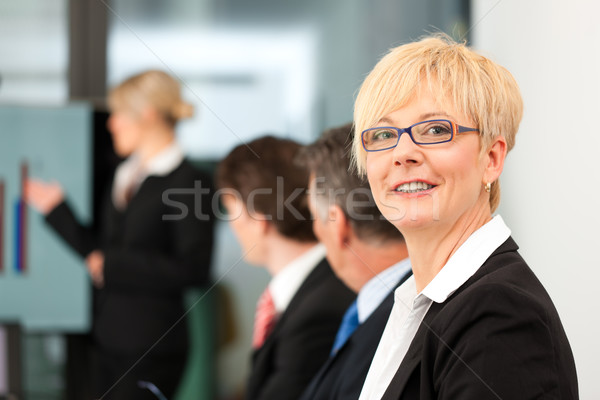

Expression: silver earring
xmin=485 ymin=182 xmax=491 ymax=193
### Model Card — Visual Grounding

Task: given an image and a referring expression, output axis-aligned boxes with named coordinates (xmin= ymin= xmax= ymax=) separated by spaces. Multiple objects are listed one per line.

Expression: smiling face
xmin=365 ymin=82 xmax=497 ymax=234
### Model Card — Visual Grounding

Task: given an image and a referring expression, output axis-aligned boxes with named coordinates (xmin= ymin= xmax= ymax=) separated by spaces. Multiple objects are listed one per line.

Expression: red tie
xmin=252 ymin=288 xmax=277 ymax=349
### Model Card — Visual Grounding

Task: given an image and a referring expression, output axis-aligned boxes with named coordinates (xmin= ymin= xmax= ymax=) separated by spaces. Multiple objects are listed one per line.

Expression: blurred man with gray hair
xmin=297 ymin=123 xmax=411 ymax=400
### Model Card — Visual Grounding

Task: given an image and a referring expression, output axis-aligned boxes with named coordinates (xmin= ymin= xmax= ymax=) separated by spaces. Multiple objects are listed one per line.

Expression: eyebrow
xmin=378 ymin=111 xmax=454 ymax=126
xmin=419 ymin=111 xmax=453 ymax=120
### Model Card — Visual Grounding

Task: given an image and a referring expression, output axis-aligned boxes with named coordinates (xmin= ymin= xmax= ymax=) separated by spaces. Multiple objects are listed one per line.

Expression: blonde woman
xmin=26 ymin=70 xmax=214 ymax=399
xmin=353 ymin=37 xmax=578 ymax=399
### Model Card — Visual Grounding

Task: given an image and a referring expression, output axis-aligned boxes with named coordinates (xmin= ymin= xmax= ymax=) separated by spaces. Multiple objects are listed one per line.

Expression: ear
xmin=140 ymin=104 xmax=160 ymax=123
xmin=329 ymin=205 xmax=351 ymax=249
xmin=482 ymin=136 xmax=507 ymax=184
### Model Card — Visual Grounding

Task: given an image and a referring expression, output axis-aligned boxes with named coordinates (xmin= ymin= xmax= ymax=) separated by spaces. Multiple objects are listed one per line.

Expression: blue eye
xmin=418 ymin=122 xmax=452 ymax=137
xmin=372 ymin=129 xmax=398 ymax=141
xmin=430 ymin=125 xmax=450 ymax=135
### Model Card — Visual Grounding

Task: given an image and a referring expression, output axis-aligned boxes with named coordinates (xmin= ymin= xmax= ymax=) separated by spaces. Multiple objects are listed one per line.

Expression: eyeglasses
xmin=361 ymin=119 xmax=479 ymax=152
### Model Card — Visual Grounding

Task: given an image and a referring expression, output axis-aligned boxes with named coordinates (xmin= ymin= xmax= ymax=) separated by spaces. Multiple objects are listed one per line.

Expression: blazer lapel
xmin=380 ymin=238 xmax=518 ymax=399
xmin=252 ymin=258 xmax=329 ymax=362
xmin=286 ymin=257 xmax=329 ymax=312
xmin=381 ymin=301 xmax=444 ymax=400
xmin=301 ymin=351 xmax=338 ymax=399
xmin=316 ymin=340 xmax=343 ymax=378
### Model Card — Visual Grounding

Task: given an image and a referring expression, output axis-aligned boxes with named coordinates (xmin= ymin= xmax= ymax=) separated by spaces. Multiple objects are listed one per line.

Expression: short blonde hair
xmin=352 ymin=35 xmax=523 ymax=212
xmin=108 ymin=70 xmax=193 ymax=126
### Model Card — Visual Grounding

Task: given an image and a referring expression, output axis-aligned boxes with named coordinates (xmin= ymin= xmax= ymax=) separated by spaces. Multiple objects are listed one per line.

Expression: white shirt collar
xmin=357 ymin=258 xmax=411 ymax=323
xmin=112 ymin=142 xmax=184 ymax=209
xmin=269 ymin=244 xmax=327 ymax=313
xmin=421 ymin=215 xmax=511 ymax=303
xmin=143 ymin=141 xmax=184 ymax=177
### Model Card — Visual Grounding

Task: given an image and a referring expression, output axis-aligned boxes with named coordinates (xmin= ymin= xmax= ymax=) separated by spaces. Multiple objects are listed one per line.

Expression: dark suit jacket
xmin=299 ymin=268 xmax=412 ymax=400
xmin=45 ymin=159 xmax=215 ymax=357
xmin=380 ymin=237 xmax=578 ymax=400
xmin=246 ymin=257 xmax=355 ymax=400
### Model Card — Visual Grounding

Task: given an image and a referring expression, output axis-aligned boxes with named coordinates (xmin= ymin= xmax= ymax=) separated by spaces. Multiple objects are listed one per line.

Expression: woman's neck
xmin=138 ymin=126 xmax=176 ymax=165
xmin=405 ymin=201 xmax=492 ymax=293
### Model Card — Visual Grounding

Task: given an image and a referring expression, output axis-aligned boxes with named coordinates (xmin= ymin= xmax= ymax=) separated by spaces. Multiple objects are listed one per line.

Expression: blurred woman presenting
xmin=353 ymin=36 xmax=578 ymax=399
xmin=26 ymin=70 xmax=214 ymax=399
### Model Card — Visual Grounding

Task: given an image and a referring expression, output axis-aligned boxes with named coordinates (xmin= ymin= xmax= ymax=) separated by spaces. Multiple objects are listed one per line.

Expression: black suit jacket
xmin=246 ymin=257 xmax=355 ymax=400
xmin=380 ymin=237 xmax=578 ymax=400
xmin=45 ymin=159 xmax=215 ymax=357
xmin=300 ymin=268 xmax=412 ymax=400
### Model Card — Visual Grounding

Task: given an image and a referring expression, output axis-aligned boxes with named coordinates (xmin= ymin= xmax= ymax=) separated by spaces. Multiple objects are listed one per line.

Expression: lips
xmin=393 ymin=181 xmax=437 ymax=194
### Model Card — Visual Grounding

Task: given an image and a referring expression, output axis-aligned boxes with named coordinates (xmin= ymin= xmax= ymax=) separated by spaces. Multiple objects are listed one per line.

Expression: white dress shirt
xmin=359 ymin=215 xmax=511 ymax=400
xmin=269 ymin=244 xmax=327 ymax=314
xmin=356 ymin=258 xmax=411 ymax=324
xmin=112 ymin=142 xmax=184 ymax=210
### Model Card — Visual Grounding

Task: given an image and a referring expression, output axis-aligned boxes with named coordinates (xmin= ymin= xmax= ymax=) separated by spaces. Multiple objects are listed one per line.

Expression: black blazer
xmin=45 ymin=159 xmax=215 ymax=357
xmin=246 ymin=257 xmax=355 ymax=400
xmin=300 ymin=268 xmax=412 ymax=400
xmin=380 ymin=237 xmax=578 ymax=400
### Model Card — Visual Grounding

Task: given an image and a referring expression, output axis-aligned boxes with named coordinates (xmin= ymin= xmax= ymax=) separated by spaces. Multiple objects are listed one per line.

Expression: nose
xmin=392 ymin=131 xmax=423 ymax=166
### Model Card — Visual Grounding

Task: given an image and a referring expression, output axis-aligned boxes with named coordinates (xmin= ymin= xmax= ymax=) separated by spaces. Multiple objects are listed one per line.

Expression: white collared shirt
xmin=269 ymin=244 xmax=327 ymax=314
xmin=357 ymin=258 xmax=411 ymax=324
xmin=358 ymin=215 xmax=511 ymax=400
xmin=112 ymin=141 xmax=184 ymax=210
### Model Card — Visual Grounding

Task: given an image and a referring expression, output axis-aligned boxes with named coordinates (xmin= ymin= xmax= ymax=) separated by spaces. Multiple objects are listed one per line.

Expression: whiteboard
xmin=0 ymin=104 xmax=91 ymax=331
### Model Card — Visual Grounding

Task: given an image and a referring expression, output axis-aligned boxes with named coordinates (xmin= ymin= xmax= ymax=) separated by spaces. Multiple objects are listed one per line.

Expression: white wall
xmin=472 ymin=1 xmax=600 ymax=397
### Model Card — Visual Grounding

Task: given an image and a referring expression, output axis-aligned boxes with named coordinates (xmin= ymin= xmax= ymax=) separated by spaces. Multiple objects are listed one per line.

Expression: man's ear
xmin=329 ymin=205 xmax=351 ymax=249
xmin=483 ymin=136 xmax=507 ymax=184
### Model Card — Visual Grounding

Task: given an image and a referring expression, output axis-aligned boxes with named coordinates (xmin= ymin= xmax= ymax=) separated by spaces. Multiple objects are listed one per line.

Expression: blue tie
xmin=330 ymin=300 xmax=359 ymax=355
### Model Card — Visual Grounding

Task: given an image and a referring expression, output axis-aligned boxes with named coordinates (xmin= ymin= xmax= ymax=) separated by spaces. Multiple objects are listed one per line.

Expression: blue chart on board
xmin=14 ymin=200 xmax=21 ymax=273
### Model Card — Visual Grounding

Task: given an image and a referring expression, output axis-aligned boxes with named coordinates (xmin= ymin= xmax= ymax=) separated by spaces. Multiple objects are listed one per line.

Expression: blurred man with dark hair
xmin=217 ymin=135 xmax=355 ymax=400
xmin=297 ymin=123 xmax=411 ymax=400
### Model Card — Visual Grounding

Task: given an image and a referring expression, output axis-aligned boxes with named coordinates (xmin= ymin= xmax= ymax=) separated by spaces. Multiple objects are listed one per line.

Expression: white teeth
xmin=395 ymin=181 xmax=434 ymax=193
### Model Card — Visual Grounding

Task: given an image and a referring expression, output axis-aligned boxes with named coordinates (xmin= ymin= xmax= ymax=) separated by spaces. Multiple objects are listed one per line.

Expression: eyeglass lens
xmin=363 ymin=120 xmax=453 ymax=150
